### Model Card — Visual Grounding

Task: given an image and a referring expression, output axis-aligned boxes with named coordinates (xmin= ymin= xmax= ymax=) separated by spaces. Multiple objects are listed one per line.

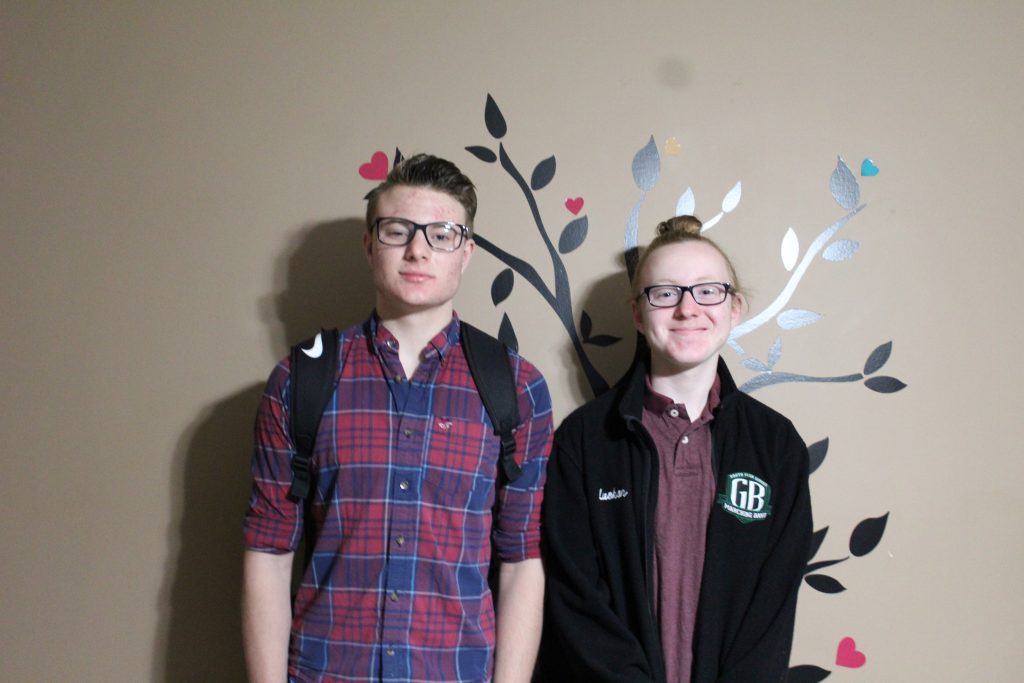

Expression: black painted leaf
xmin=808 ymin=526 xmax=829 ymax=561
xmin=580 ymin=310 xmax=593 ymax=339
xmin=558 ymin=216 xmax=588 ymax=253
xmin=466 ymin=145 xmax=497 ymax=163
xmin=587 ymin=334 xmax=622 ymax=347
xmin=743 ymin=358 xmax=770 ymax=372
xmin=491 ymin=268 xmax=514 ymax=305
xmin=485 ymin=94 xmax=507 ymax=139
xmin=850 ymin=512 xmax=889 ymax=557
xmin=864 ymin=376 xmax=907 ymax=393
xmin=788 ymin=665 xmax=832 ymax=683
xmin=804 ymin=574 xmax=846 ymax=594
xmin=804 ymin=557 xmax=848 ymax=575
xmin=807 ymin=438 xmax=829 ymax=475
xmin=394 ymin=148 xmax=404 ymax=166
xmin=864 ymin=341 xmax=892 ymax=375
xmin=531 ymin=155 xmax=557 ymax=191
xmin=498 ymin=312 xmax=519 ymax=353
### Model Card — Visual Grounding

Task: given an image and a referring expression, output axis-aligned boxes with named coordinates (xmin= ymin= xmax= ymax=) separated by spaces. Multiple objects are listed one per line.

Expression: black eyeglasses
xmin=639 ymin=282 xmax=732 ymax=307
xmin=373 ymin=217 xmax=470 ymax=252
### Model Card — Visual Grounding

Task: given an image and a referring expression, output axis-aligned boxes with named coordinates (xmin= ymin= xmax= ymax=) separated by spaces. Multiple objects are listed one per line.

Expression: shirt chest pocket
xmin=421 ymin=416 xmax=499 ymax=507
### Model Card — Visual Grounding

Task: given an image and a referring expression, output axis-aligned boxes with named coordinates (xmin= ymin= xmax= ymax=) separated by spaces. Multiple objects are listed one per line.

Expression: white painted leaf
xmin=823 ymin=239 xmax=860 ymax=262
xmin=777 ymin=309 xmax=822 ymax=330
xmin=721 ymin=181 xmax=742 ymax=213
xmin=781 ymin=227 xmax=799 ymax=272
xmin=701 ymin=212 xmax=723 ymax=232
xmin=676 ymin=187 xmax=695 ymax=217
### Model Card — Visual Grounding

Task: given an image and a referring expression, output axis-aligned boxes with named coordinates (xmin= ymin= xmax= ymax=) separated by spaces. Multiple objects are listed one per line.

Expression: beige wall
xmin=3 ymin=2 xmax=1021 ymax=680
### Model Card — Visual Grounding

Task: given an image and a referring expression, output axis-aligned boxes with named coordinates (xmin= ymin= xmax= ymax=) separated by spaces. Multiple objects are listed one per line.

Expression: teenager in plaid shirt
xmin=243 ymin=154 xmax=553 ymax=683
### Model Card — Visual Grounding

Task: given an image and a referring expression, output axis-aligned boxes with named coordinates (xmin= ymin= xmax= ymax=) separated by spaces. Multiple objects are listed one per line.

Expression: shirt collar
xmin=369 ymin=310 xmax=461 ymax=361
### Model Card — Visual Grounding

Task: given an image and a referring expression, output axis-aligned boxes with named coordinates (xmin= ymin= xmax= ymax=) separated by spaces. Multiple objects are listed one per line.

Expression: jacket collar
xmin=616 ymin=350 xmax=739 ymax=426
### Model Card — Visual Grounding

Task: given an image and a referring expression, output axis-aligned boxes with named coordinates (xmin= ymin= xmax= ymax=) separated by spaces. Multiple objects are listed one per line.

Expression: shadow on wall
xmin=155 ymin=217 xmax=373 ymax=682
xmin=563 ymin=261 xmax=637 ymax=400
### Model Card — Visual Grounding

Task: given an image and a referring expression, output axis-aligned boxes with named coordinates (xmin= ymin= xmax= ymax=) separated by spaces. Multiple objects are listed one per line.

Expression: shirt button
xmin=396 ymin=535 xmax=405 ymax=546
xmin=681 ymin=435 xmax=689 ymax=444
xmin=386 ymin=647 xmax=395 ymax=656
xmin=399 ymin=480 xmax=409 ymax=491
xmin=389 ymin=590 xmax=399 ymax=602
xmin=385 ymin=339 xmax=396 ymax=350
xmin=668 ymin=408 xmax=680 ymax=418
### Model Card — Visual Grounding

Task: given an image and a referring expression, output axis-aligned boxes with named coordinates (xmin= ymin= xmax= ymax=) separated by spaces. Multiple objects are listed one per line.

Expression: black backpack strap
xmin=459 ymin=321 xmax=522 ymax=483
xmin=288 ymin=328 xmax=340 ymax=500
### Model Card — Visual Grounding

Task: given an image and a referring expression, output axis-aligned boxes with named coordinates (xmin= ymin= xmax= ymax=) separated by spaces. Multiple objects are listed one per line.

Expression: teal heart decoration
xmin=861 ymin=158 xmax=879 ymax=176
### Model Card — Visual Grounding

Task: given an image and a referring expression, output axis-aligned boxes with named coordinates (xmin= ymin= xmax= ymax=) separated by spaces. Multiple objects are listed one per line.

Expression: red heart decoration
xmin=359 ymin=151 xmax=389 ymax=180
xmin=565 ymin=197 xmax=584 ymax=215
xmin=836 ymin=636 xmax=866 ymax=668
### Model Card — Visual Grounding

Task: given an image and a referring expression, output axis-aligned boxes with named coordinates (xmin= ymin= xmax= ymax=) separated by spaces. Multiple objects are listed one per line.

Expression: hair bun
xmin=656 ymin=215 xmax=703 ymax=237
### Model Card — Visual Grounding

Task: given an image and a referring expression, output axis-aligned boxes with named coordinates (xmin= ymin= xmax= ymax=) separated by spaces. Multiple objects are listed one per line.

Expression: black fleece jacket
xmin=537 ymin=357 xmax=812 ymax=683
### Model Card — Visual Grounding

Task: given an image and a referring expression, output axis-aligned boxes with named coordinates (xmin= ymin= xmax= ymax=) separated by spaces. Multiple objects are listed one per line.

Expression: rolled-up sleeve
xmin=243 ymin=358 xmax=303 ymax=553
xmin=491 ymin=355 xmax=553 ymax=562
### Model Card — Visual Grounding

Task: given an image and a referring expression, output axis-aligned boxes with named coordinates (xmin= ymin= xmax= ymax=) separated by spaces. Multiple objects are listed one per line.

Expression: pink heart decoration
xmin=565 ymin=197 xmax=584 ymax=215
xmin=359 ymin=151 xmax=389 ymax=180
xmin=836 ymin=636 xmax=866 ymax=668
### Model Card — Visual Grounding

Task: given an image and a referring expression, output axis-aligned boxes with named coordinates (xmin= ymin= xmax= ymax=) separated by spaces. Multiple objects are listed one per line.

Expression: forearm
xmin=493 ymin=558 xmax=544 ymax=683
xmin=242 ymin=549 xmax=295 ymax=683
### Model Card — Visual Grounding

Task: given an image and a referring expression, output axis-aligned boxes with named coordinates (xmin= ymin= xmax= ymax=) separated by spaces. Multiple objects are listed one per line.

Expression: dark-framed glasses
xmin=373 ymin=217 xmax=470 ymax=252
xmin=639 ymin=282 xmax=732 ymax=307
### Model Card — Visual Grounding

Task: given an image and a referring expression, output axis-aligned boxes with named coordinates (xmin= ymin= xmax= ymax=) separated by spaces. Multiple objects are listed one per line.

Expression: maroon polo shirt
xmin=642 ymin=374 xmax=721 ymax=683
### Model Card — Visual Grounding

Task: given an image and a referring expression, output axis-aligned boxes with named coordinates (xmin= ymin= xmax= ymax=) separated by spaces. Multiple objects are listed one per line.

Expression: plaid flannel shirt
xmin=244 ymin=314 xmax=553 ymax=682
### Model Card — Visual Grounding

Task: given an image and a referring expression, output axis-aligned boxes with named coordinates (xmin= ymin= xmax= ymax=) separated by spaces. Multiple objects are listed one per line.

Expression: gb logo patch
xmin=717 ymin=472 xmax=773 ymax=524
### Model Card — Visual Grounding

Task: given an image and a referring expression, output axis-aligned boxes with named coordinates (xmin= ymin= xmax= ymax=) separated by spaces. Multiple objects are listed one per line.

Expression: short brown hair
xmin=632 ymin=215 xmax=744 ymax=298
xmin=364 ymin=154 xmax=477 ymax=233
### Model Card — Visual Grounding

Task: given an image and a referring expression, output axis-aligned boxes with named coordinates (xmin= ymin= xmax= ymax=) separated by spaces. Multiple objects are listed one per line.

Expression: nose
xmin=674 ymin=290 xmax=701 ymax=316
xmin=403 ymin=228 xmax=431 ymax=259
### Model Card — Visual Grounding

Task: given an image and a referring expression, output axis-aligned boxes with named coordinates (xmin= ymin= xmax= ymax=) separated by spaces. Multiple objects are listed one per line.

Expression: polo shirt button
xmin=399 ymin=480 xmax=409 ymax=491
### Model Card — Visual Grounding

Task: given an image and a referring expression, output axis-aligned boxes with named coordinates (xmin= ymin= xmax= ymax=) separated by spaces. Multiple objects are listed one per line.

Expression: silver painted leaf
xmin=767 ymin=336 xmax=782 ymax=369
xmin=676 ymin=187 xmax=695 ymax=217
xmin=823 ymin=239 xmax=860 ymax=262
xmin=721 ymin=181 xmax=742 ymax=213
xmin=632 ymin=136 xmax=660 ymax=191
xmin=777 ymin=309 xmax=822 ymax=330
xmin=829 ymin=157 xmax=860 ymax=210
xmin=743 ymin=358 xmax=770 ymax=372
xmin=781 ymin=227 xmax=799 ymax=272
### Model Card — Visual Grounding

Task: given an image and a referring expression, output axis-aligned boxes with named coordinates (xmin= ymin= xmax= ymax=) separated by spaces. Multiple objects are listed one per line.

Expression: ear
xmin=363 ymin=230 xmax=373 ymax=265
xmin=460 ymin=238 xmax=475 ymax=273
xmin=730 ymin=291 xmax=744 ymax=326
xmin=631 ymin=299 xmax=646 ymax=334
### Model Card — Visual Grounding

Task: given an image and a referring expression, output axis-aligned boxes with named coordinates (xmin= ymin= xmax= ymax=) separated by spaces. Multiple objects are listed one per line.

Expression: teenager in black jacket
xmin=538 ymin=216 xmax=812 ymax=683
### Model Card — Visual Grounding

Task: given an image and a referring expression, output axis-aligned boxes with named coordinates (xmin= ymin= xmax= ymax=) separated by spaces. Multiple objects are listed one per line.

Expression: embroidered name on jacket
xmin=717 ymin=472 xmax=773 ymax=523
xmin=598 ymin=487 xmax=629 ymax=501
